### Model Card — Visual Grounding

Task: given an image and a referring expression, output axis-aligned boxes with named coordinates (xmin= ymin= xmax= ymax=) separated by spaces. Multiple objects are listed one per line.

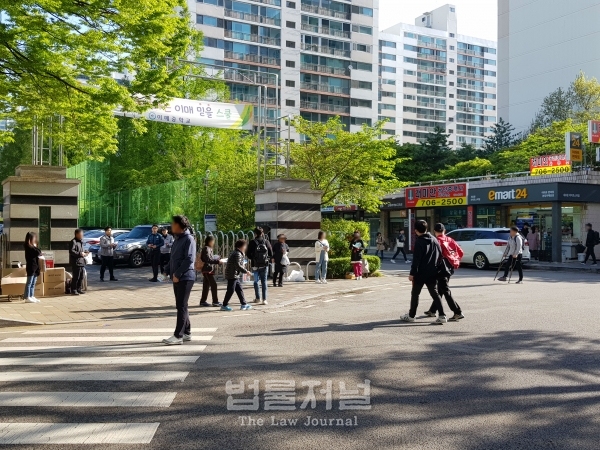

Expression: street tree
xmin=570 ymin=71 xmax=600 ymax=122
xmin=483 ymin=118 xmax=516 ymax=154
xmin=530 ymin=87 xmax=575 ymax=132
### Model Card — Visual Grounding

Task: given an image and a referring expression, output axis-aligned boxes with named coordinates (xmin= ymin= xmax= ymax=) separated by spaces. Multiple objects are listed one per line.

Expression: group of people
xmin=375 ymin=231 xmax=410 ymax=264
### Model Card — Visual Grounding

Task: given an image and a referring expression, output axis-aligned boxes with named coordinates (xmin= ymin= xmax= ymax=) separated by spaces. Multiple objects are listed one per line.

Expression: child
xmin=361 ymin=258 xmax=370 ymax=279
xmin=272 ymin=234 xmax=290 ymax=287
xmin=221 ymin=239 xmax=252 ymax=311
xmin=349 ymin=231 xmax=365 ymax=280
xmin=23 ymin=231 xmax=42 ymax=303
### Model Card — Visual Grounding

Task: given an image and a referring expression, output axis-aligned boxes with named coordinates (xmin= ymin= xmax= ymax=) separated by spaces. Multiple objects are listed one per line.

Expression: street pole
xmin=257 ymin=86 xmax=262 ymax=190
xmin=287 ymin=114 xmax=291 ymax=178
xmin=204 ymin=169 xmax=210 ymax=218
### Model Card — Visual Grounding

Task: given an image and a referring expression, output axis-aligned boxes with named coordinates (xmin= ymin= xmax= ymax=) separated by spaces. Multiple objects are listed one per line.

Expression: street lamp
xmin=204 ymin=169 xmax=210 ymax=217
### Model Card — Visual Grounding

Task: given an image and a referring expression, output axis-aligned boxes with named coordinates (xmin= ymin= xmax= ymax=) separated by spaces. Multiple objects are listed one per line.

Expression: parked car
xmin=89 ymin=231 xmax=130 ymax=263
xmin=446 ymin=228 xmax=531 ymax=270
xmin=83 ymin=229 xmax=130 ymax=252
xmin=113 ymin=224 xmax=171 ymax=268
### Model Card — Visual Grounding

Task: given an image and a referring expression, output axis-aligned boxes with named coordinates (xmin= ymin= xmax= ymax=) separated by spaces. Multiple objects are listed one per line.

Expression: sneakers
xmin=212 ymin=302 xmax=222 ymax=307
xmin=253 ymin=298 xmax=261 ymax=304
xmin=241 ymin=304 xmax=253 ymax=311
xmin=516 ymin=280 xmax=523 ymax=284
xmin=183 ymin=334 xmax=192 ymax=342
xmin=435 ymin=315 xmax=447 ymax=324
xmin=149 ymin=278 xmax=158 ymax=282
xmin=497 ymin=276 xmax=507 ymax=282
xmin=71 ymin=291 xmax=80 ymax=296
xmin=322 ymin=280 xmax=327 ymax=284
xmin=315 ymin=279 xmax=322 ymax=284
xmin=260 ymin=300 xmax=268 ymax=305
xmin=580 ymin=262 xmax=586 ymax=265
xmin=31 ymin=297 xmax=40 ymax=303
xmin=356 ymin=276 xmax=362 ymax=281
xmin=199 ymin=302 xmax=211 ymax=307
xmin=25 ymin=297 xmax=38 ymax=303
xmin=100 ymin=279 xmax=105 ymax=282
xmin=162 ymin=335 xmax=183 ymax=345
xmin=400 ymin=314 xmax=415 ymax=322
xmin=405 ymin=260 xmax=411 ymax=264
xmin=110 ymin=277 xmax=119 ymax=281
xmin=220 ymin=306 xmax=232 ymax=311
xmin=448 ymin=313 xmax=465 ymax=321
xmin=592 ymin=263 xmax=598 ymax=266
xmin=390 ymin=260 xmax=396 ymax=264
xmin=423 ymin=310 xmax=436 ymax=317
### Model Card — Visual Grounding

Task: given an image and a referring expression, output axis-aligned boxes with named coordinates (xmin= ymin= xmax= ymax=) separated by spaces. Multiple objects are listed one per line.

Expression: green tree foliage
xmin=289 ymin=117 xmax=400 ymax=212
xmin=571 ymin=71 xmax=600 ymax=122
xmin=483 ymin=118 xmax=516 ymax=154
xmin=436 ymin=158 xmax=494 ymax=180
xmin=0 ymin=0 xmax=201 ymax=157
xmin=0 ymin=129 xmax=31 ymax=181
xmin=530 ymin=87 xmax=574 ymax=132
xmin=321 ymin=219 xmax=370 ymax=258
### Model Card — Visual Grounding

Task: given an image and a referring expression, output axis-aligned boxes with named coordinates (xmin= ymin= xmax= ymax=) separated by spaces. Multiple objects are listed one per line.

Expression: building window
xmin=196 ymin=15 xmax=221 ymax=27
xmin=286 ymin=80 xmax=295 ymax=87
xmin=351 ymin=117 xmax=372 ymax=126
xmin=449 ymin=141 xmax=454 ymax=145
xmin=198 ymin=0 xmax=223 ymax=4
xmin=351 ymin=99 xmax=373 ymax=108
xmin=380 ymin=53 xmax=396 ymax=61
xmin=449 ymin=82 xmax=454 ymax=86
xmin=450 ymin=33 xmax=455 ymax=37
xmin=449 ymin=94 xmax=454 ymax=98
xmin=449 ymin=58 xmax=455 ymax=63
xmin=353 ymin=43 xmax=372 ymax=53
xmin=450 ymin=7 xmax=455 ymax=12
xmin=351 ymin=61 xmax=373 ymax=72
xmin=449 ymin=70 xmax=455 ymax=75
xmin=286 ymin=21 xmax=296 ymax=28
xmin=286 ymin=40 xmax=295 ymax=48
xmin=351 ymin=80 xmax=373 ymax=90
xmin=450 ymin=45 xmax=455 ymax=50
xmin=352 ymin=24 xmax=373 ymax=35
xmin=449 ymin=117 xmax=454 ymax=121
xmin=286 ymin=1 xmax=296 ymax=7
xmin=286 ymin=60 xmax=295 ymax=68
xmin=448 ymin=129 xmax=454 ymax=133
xmin=379 ymin=40 xmax=397 ymax=49
xmin=286 ymin=99 xmax=295 ymax=107
xmin=449 ymin=106 xmax=454 ymax=110
xmin=351 ymin=5 xmax=373 ymax=16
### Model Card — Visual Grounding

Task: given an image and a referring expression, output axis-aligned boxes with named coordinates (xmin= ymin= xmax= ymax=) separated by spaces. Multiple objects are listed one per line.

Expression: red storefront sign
xmin=589 ymin=120 xmax=600 ymax=144
xmin=405 ymin=183 xmax=468 ymax=208
xmin=529 ymin=154 xmax=571 ymax=176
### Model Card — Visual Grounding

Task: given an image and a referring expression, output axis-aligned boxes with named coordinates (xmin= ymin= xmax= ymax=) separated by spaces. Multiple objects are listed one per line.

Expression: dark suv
xmin=113 ymin=224 xmax=170 ymax=268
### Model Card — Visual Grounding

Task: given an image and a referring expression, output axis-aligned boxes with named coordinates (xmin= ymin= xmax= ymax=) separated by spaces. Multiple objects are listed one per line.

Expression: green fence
xmin=67 ymin=161 xmax=208 ymax=229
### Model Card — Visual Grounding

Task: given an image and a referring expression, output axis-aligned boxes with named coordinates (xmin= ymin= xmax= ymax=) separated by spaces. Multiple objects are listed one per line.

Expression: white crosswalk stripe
xmin=0 ymin=327 xmax=217 ymax=444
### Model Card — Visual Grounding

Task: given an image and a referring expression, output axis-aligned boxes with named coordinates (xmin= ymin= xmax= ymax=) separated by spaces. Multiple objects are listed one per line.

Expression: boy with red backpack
xmin=424 ymin=223 xmax=465 ymax=322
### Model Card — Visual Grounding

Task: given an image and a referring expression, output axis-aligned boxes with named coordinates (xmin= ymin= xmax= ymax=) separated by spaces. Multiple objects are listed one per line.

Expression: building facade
xmin=498 ymin=0 xmax=600 ymax=136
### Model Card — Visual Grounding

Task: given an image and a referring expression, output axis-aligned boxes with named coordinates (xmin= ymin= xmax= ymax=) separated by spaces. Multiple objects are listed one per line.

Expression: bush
xmin=321 ymin=218 xmax=370 ymax=258
xmin=326 ymin=255 xmax=381 ymax=279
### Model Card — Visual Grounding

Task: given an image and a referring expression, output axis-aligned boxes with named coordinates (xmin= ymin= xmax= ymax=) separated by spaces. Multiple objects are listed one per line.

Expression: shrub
xmin=326 ymin=255 xmax=381 ymax=279
xmin=321 ymin=218 xmax=370 ymax=258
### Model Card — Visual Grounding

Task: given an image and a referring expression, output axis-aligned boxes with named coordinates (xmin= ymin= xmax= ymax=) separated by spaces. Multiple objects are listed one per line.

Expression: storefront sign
xmin=405 ymin=183 xmax=468 ymax=208
xmin=565 ymin=132 xmax=583 ymax=162
xmin=467 ymin=206 xmax=474 ymax=228
xmin=204 ymin=214 xmax=217 ymax=232
xmin=469 ymin=183 xmax=557 ymax=204
xmin=588 ymin=120 xmax=600 ymax=144
xmin=530 ymin=154 xmax=572 ymax=176
xmin=380 ymin=198 xmax=406 ymax=210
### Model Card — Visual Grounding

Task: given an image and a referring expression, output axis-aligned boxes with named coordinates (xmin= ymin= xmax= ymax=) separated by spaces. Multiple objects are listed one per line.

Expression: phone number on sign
xmin=531 ymin=166 xmax=572 ymax=176
xmin=415 ymin=197 xmax=466 ymax=207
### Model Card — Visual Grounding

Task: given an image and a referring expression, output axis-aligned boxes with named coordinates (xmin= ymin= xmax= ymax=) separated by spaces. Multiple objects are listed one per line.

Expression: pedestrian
xmin=69 ymin=229 xmax=88 ymax=295
xmin=247 ymin=227 xmax=273 ymax=305
xmin=349 ymin=231 xmax=365 ymax=280
xmin=497 ymin=226 xmax=524 ymax=283
xmin=160 ymin=227 xmax=174 ymax=275
xmin=424 ymin=223 xmax=465 ymax=321
xmin=221 ymin=239 xmax=252 ymax=311
xmin=528 ymin=226 xmax=540 ymax=260
xmin=146 ymin=224 xmax=164 ymax=282
xmin=23 ymin=231 xmax=42 ymax=303
xmin=199 ymin=235 xmax=223 ymax=307
xmin=272 ymin=234 xmax=290 ymax=287
xmin=376 ymin=232 xmax=386 ymax=260
xmin=581 ymin=223 xmax=598 ymax=266
xmin=522 ymin=223 xmax=530 ymax=238
xmin=390 ymin=230 xmax=409 ymax=264
xmin=99 ymin=226 xmax=118 ymax=282
xmin=162 ymin=215 xmax=196 ymax=345
xmin=400 ymin=220 xmax=447 ymax=324
xmin=314 ymin=231 xmax=330 ymax=284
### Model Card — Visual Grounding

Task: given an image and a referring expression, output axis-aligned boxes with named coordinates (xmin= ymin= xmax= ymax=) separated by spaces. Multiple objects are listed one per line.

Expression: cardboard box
xmin=45 ymin=281 xmax=66 ymax=297
xmin=1 ymin=270 xmax=27 ymax=297
xmin=44 ymin=267 xmax=66 ymax=283
xmin=34 ymin=283 xmax=44 ymax=298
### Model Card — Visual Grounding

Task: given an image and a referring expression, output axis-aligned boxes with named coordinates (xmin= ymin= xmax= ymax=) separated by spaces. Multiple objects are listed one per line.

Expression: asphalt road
xmin=0 ymin=268 xmax=599 ymax=450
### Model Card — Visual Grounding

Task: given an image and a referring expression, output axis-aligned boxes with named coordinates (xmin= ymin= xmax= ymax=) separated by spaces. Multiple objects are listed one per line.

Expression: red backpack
xmin=439 ymin=236 xmax=462 ymax=269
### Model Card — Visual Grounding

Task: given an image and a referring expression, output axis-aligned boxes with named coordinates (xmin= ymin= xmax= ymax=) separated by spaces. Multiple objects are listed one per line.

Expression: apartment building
xmin=378 ymin=4 xmax=498 ymax=148
xmin=190 ymin=0 xmax=380 ymax=140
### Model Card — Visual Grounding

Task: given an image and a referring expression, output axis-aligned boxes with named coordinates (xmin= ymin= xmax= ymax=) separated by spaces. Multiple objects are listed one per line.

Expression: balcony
xmin=224 ymin=30 xmax=280 ymax=46
xmin=457 ymin=95 xmax=484 ymax=102
xmin=417 ymin=126 xmax=441 ymax=132
xmin=459 ymin=60 xmax=484 ymax=68
xmin=416 ymin=53 xmax=446 ymax=62
xmin=458 ymin=48 xmax=484 ymax=57
xmin=417 ymin=65 xmax=446 ymax=75
xmin=417 ymin=77 xmax=446 ymax=86
xmin=300 ymin=4 xmax=351 ymax=20
xmin=418 ymin=41 xmax=446 ymax=50
xmin=456 ymin=106 xmax=482 ymax=113
xmin=300 ymin=101 xmax=350 ymax=114
xmin=301 ymin=43 xmax=351 ymax=58
xmin=457 ymin=118 xmax=485 ymax=125
xmin=457 ymin=82 xmax=484 ymax=92
xmin=417 ymin=102 xmax=446 ymax=110
xmin=416 ymin=88 xmax=445 ymax=97
xmin=224 ymin=9 xmax=281 ymax=26
xmin=457 ymin=71 xmax=484 ymax=80
xmin=231 ymin=94 xmax=277 ymax=105
xmin=300 ymin=82 xmax=350 ymax=95
xmin=417 ymin=114 xmax=446 ymax=121
xmin=224 ymin=70 xmax=278 ymax=86
xmin=300 ymin=63 xmax=349 ymax=76
xmin=300 ymin=23 xmax=351 ymax=39
xmin=245 ymin=0 xmax=281 ymax=5
xmin=224 ymin=51 xmax=281 ymax=66
xmin=457 ymin=130 xmax=485 ymax=137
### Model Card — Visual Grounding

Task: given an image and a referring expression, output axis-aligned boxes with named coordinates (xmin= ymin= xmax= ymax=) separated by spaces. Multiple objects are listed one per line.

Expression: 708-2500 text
xmin=417 ymin=197 xmax=466 ymax=207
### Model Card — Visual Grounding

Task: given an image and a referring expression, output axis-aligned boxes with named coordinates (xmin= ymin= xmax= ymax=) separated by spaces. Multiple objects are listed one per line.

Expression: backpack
xmin=194 ymin=253 xmax=204 ymax=271
xmin=253 ymin=239 xmax=270 ymax=267
xmin=440 ymin=238 xmax=462 ymax=269
xmin=594 ymin=231 xmax=600 ymax=246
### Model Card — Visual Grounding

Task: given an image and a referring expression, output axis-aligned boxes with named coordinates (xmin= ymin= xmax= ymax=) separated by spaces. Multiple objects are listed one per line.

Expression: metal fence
xmin=195 ymin=230 xmax=255 ymax=280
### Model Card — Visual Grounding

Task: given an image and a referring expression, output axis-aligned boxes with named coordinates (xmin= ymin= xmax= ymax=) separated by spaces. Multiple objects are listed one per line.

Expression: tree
xmin=0 ymin=129 xmax=31 ymax=181
xmin=419 ymin=127 xmax=455 ymax=171
xmin=570 ymin=71 xmax=600 ymax=122
xmin=435 ymin=158 xmax=493 ymax=180
xmin=530 ymin=87 xmax=575 ymax=132
xmin=483 ymin=118 xmax=516 ymax=154
xmin=0 ymin=0 xmax=201 ymax=158
xmin=289 ymin=117 xmax=400 ymax=212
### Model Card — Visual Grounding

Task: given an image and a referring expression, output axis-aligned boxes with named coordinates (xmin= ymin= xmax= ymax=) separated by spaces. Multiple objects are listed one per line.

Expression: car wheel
xmin=473 ymin=252 xmax=490 ymax=270
xmin=129 ymin=250 xmax=145 ymax=268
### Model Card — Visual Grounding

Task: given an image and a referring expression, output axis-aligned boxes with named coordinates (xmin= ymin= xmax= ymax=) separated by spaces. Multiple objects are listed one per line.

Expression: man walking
xmin=162 ymin=215 xmax=196 ymax=345
xmin=400 ymin=220 xmax=447 ymax=324
xmin=160 ymin=227 xmax=174 ymax=275
xmin=69 ymin=229 xmax=88 ymax=295
xmin=497 ymin=226 xmax=524 ymax=283
xmin=147 ymin=224 xmax=164 ymax=282
xmin=99 ymin=226 xmax=118 ymax=282
xmin=390 ymin=230 xmax=409 ymax=264
xmin=581 ymin=223 xmax=598 ymax=266
xmin=221 ymin=239 xmax=252 ymax=311
xmin=247 ymin=227 xmax=273 ymax=305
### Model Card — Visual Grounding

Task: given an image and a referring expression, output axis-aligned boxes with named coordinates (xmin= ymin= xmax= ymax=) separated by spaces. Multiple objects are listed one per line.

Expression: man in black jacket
xmin=400 ymin=220 xmax=446 ymax=324
xmin=69 ymin=229 xmax=88 ymax=295
xmin=247 ymin=227 xmax=273 ymax=305
xmin=582 ymin=223 xmax=598 ymax=266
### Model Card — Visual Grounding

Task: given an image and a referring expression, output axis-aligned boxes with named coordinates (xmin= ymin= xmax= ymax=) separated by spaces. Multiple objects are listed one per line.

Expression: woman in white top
xmin=315 ymin=231 xmax=330 ymax=283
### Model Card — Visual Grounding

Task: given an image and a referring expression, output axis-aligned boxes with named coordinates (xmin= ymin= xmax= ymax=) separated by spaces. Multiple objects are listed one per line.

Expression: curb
xmin=525 ymin=264 xmax=600 ymax=274
xmin=0 ymin=317 xmax=44 ymax=327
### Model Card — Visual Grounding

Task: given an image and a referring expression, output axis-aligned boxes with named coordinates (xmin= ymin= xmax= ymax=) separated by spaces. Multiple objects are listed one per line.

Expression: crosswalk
xmin=0 ymin=326 xmax=216 ymax=445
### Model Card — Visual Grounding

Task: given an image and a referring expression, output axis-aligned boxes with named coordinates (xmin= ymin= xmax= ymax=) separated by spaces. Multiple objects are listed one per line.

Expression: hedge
xmin=325 ymin=255 xmax=381 ymax=279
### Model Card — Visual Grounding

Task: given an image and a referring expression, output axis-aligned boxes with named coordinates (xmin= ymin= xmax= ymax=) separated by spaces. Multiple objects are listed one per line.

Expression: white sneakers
xmin=25 ymin=297 xmax=40 ymax=303
xmin=260 ymin=300 xmax=268 ymax=305
xmin=435 ymin=315 xmax=447 ymax=324
xmin=400 ymin=314 xmax=415 ymax=322
xmin=162 ymin=335 xmax=183 ymax=345
xmin=315 ymin=279 xmax=328 ymax=284
xmin=356 ymin=276 xmax=362 ymax=281
xmin=183 ymin=334 xmax=192 ymax=342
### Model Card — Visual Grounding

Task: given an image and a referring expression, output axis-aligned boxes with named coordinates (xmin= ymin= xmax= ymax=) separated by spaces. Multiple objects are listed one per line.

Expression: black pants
xmin=151 ymin=250 xmax=161 ymax=280
xmin=223 ymin=278 xmax=246 ymax=306
xmin=410 ymin=277 xmax=445 ymax=318
xmin=100 ymin=255 xmax=114 ymax=280
xmin=503 ymin=255 xmax=523 ymax=280
xmin=160 ymin=253 xmax=171 ymax=274
xmin=430 ymin=275 xmax=461 ymax=315
xmin=273 ymin=263 xmax=286 ymax=286
xmin=173 ymin=279 xmax=193 ymax=338
xmin=584 ymin=247 xmax=597 ymax=264
xmin=201 ymin=272 xmax=219 ymax=304
xmin=392 ymin=246 xmax=407 ymax=261
xmin=71 ymin=266 xmax=84 ymax=293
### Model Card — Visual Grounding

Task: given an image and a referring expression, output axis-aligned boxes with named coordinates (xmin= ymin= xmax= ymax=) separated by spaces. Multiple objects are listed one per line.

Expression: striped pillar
xmin=255 ymin=179 xmax=322 ymax=262
xmin=2 ymin=166 xmax=81 ymax=267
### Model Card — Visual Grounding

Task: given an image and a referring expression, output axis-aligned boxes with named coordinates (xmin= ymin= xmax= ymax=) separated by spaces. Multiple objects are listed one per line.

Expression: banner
xmin=405 ymin=183 xmax=468 ymax=208
xmin=589 ymin=120 xmax=600 ymax=144
xmin=565 ymin=132 xmax=583 ymax=162
xmin=529 ymin=154 xmax=572 ymax=176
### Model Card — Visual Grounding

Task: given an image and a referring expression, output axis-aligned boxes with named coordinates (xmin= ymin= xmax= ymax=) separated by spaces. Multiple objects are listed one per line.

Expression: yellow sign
xmin=565 ymin=132 xmax=583 ymax=162
xmin=570 ymin=149 xmax=583 ymax=162
xmin=531 ymin=165 xmax=572 ymax=176
xmin=413 ymin=197 xmax=467 ymax=207
xmin=488 ymin=188 xmax=528 ymax=201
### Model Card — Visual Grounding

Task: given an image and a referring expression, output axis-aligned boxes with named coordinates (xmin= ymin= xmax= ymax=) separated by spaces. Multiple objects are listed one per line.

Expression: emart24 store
xmin=380 ymin=173 xmax=600 ymax=262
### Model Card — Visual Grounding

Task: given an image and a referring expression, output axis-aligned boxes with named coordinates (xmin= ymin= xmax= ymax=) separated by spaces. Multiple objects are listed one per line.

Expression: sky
xmin=378 ymin=0 xmax=498 ymax=41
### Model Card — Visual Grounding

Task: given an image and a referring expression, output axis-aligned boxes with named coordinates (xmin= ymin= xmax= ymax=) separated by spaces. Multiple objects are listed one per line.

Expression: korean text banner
xmin=405 ymin=183 xmax=468 ymax=208
xmin=529 ymin=154 xmax=571 ymax=176
xmin=117 ymin=99 xmax=254 ymax=130
xmin=589 ymin=120 xmax=600 ymax=144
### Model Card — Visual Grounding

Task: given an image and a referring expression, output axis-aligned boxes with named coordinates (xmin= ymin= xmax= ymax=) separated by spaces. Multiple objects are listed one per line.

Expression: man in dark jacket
xmin=582 ymin=223 xmax=598 ymax=265
xmin=69 ymin=229 xmax=88 ymax=295
xmin=221 ymin=239 xmax=251 ymax=311
xmin=247 ymin=227 xmax=273 ymax=305
xmin=400 ymin=220 xmax=446 ymax=324
xmin=147 ymin=224 xmax=164 ymax=282
xmin=163 ymin=216 xmax=196 ymax=345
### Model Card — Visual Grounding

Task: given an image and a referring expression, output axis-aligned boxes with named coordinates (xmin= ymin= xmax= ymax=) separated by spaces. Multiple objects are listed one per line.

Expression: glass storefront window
xmin=476 ymin=206 xmax=499 ymax=228
xmin=439 ymin=207 xmax=467 ymax=231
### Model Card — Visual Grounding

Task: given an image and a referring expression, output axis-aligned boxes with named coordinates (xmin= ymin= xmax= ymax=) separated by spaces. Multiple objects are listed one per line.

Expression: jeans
xmin=24 ymin=275 xmax=37 ymax=298
xmin=392 ymin=246 xmax=407 ymax=261
xmin=352 ymin=261 xmax=363 ymax=277
xmin=315 ymin=252 xmax=328 ymax=281
xmin=200 ymin=272 xmax=219 ymax=304
xmin=410 ymin=277 xmax=445 ymax=318
xmin=584 ymin=247 xmax=597 ymax=264
xmin=273 ymin=263 xmax=286 ymax=286
xmin=223 ymin=278 xmax=246 ymax=306
xmin=430 ymin=275 xmax=461 ymax=315
xmin=100 ymin=255 xmax=114 ymax=280
xmin=71 ymin=266 xmax=84 ymax=293
xmin=503 ymin=255 xmax=523 ymax=281
xmin=253 ymin=267 xmax=268 ymax=300
xmin=151 ymin=250 xmax=161 ymax=280
xmin=376 ymin=249 xmax=384 ymax=259
xmin=173 ymin=279 xmax=193 ymax=338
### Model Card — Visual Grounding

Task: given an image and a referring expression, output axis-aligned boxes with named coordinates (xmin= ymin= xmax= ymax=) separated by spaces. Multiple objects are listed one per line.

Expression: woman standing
xmin=199 ymin=236 xmax=223 ymax=307
xmin=315 ymin=231 xmax=330 ymax=284
xmin=23 ymin=232 xmax=42 ymax=303
xmin=375 ymin=232 xmax=386 ymax=260
xmin=349 ymin=231 xmax=366 ymax=280
xmin=272 ymin=234 xmax=290 ymax=287
xmin=528 ymin=226 xmax=540 ymax=260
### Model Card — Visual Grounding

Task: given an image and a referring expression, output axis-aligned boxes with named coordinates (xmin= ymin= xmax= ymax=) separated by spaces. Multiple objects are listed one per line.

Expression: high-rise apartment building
xmin=378 ymin=4 xmax=498 ymax=148
xmin=190 ymin=0 xmax=380 ymax=140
